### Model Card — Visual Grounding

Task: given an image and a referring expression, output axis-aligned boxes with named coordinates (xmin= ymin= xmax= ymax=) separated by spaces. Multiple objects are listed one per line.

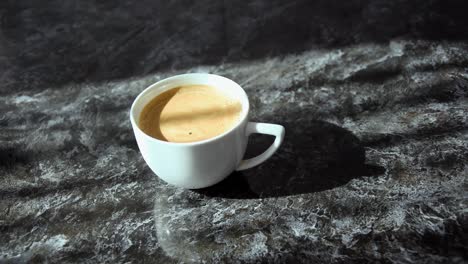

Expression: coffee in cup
xmin=138 ymin=85 xmax=242 ymax=143
xmin=130 ymin=73 xmax=285 ymax=189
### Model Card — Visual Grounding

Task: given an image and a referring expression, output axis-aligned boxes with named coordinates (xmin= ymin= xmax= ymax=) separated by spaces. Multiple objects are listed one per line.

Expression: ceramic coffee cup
xmin=130 ymin=73 xmax=285 ymax=189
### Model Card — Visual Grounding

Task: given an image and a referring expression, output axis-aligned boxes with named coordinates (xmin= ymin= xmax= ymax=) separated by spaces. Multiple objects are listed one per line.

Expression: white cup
xmin=129 ymin=73 xmax=285 ymax=189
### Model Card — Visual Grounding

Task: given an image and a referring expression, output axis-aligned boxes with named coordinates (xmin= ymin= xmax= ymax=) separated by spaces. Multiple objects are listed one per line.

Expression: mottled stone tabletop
xmin=1 ymin=1 xmax=468 ymax=263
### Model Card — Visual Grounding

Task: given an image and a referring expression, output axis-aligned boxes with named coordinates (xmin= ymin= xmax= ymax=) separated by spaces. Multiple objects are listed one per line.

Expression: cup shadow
xmin=194 ymin=120 xmax=385 ymax=199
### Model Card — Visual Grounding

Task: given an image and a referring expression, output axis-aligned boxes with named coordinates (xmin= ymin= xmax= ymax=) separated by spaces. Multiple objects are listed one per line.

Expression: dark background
xmin=1 ymin=0 xmax=467 ymax=93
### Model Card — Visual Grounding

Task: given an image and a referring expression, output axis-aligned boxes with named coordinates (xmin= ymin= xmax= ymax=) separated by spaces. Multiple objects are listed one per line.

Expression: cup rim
xmin=129 ymin=73 xmax=250 ymax=147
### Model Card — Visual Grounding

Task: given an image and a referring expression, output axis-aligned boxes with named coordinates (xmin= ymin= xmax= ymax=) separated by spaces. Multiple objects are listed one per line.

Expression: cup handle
xmin=236 ymin=122 xmax=285 ymax=171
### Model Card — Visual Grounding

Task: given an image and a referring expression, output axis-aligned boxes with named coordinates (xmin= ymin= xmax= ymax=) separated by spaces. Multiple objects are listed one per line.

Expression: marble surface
xmin=1 ymin=1 xmax=468 ymax=263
